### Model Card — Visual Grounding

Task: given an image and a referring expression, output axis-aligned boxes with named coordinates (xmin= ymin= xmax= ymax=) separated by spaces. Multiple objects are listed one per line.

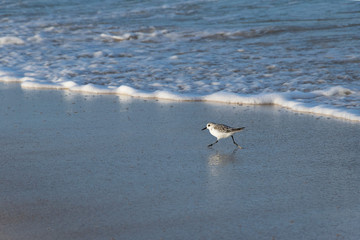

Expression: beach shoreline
xmin=1 ymin=82 xmax=360 ymax=240
xmin=2 ymin=79 xmax=360 ymax=123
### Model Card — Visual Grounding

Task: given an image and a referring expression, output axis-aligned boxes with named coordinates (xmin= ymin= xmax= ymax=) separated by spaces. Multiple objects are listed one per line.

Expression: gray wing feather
xmin=215 ymin=124 xmax=245 ymax=133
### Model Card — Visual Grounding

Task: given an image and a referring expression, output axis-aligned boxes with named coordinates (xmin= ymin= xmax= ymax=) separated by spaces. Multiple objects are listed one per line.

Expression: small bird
xmin=202 ymin=122 xmax=245 ymax=148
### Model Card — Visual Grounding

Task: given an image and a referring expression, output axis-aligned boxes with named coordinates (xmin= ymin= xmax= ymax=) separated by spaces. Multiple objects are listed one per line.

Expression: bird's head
xmin=202 ymin=122 xmax=214 ymax=131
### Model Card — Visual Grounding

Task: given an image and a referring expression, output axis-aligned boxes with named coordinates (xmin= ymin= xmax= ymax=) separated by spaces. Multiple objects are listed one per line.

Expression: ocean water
xmin=1 ymin=0 xmax=360 ymax=121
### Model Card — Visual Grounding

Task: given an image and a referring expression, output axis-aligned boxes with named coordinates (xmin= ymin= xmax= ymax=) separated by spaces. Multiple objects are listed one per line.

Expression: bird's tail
xmin=233 ymin=127 xmax=245 ymax=132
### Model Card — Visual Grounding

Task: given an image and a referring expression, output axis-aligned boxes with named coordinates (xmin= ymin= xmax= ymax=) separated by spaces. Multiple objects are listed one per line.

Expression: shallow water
xmin=1 ymin=0 xmax=360 ymax=120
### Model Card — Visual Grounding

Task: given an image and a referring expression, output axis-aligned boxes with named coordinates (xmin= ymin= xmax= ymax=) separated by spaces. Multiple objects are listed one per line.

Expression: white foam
xmin=0 ymin=36 xmax=25 ymax=46
xmin=93 ymin=51 xmax=104 ymax=58
xmin=0 ymin=69 xmax=25 ymax=82
xmin=100 ymin=33 xmax=139 ymax=42
xmin=202 ymin=90 xmax=360 ymax=121
xmin=21 ymin=81 xmax=68 ymax=90
xmin=17 ymin=79 xmax=360 ymax=122
xmin=313 ymin=86 xmax=353 ymax=97
xmin=27 ymin=34 xmax=43 ymax=43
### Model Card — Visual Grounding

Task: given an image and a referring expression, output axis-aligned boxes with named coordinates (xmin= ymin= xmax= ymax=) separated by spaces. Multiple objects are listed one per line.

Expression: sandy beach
xmin=1 ymin=82 xmax=360 ymax=240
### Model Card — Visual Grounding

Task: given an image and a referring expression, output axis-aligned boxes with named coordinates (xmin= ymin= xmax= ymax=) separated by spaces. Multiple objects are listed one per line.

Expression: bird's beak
xmin=201 ymin=127 xmax=207 ymax=131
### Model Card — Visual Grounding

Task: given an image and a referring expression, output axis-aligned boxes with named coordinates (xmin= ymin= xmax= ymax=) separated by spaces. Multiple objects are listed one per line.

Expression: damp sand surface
xmin=1 ymin=83 xmax=360 ymax=240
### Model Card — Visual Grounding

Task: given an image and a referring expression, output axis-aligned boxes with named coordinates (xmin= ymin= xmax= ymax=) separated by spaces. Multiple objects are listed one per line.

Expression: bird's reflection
xmin=208 ymin=148 xmax=239 ymax=167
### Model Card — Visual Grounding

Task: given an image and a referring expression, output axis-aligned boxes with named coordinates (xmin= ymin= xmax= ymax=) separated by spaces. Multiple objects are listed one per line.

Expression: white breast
xmin=209 ymin=127 xmax=232 ymax=140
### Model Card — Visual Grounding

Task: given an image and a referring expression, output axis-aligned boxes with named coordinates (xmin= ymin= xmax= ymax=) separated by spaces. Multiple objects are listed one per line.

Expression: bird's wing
xmin=226 ymin=127 xmax=245 ymax=132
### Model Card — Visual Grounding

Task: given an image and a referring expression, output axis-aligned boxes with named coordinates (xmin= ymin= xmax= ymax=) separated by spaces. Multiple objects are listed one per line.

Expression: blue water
xmin=1 ymin=0 xmax=360 ymax=120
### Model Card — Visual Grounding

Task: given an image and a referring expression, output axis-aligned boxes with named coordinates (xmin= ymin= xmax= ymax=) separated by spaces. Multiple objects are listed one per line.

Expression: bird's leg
xmin=208 ymin=140 xmax=218 ymax=147
xmin=231 ymin=136 xmax=242 ymax=149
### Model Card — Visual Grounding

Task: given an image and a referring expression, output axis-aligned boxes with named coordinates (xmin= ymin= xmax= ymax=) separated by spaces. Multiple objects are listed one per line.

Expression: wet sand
xmin=1 ymin=82 xmax=360 ymax=240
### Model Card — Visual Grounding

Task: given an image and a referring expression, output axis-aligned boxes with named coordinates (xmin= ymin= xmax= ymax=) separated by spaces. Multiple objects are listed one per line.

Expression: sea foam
xmin=18 ymin=80 xmax=360 ymax=122
xmin=0 ymin=36 xmax=25 ymax=46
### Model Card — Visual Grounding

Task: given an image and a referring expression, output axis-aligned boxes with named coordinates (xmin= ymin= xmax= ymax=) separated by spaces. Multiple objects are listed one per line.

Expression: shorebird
xmin=202 ymin=122 xmax=245 ymax=148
